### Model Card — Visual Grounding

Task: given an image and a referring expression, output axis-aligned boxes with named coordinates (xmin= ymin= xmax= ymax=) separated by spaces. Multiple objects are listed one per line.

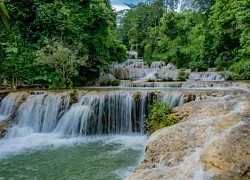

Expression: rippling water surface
xmin=0 ymin=134 xmax=147 ymax=180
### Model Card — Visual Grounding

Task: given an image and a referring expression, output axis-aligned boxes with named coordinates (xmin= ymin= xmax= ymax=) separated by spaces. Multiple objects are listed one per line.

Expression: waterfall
xmin=3 ymin=90 xmax=183 ymax=138
xmin=0 ymin=93 xmax=25 ymax=122
xmin=156 ymin=69 xmax=179 ymax=79
xmin=5 ymin=93 xmax=70 ymax=139
xmin=120 ymin=81 xmax=226 ymax=88
xmin=113 ymin=59 xmax=145 ymax=68
xmin=189 ymin=72 xmax=224 ymax=81
xmin=150 ymin=61 xmax=166 ymax=69
xmin=111 ymin=68 xmax=149 ymax=80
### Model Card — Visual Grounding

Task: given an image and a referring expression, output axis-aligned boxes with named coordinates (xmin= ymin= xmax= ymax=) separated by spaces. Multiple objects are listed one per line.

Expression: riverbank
xmin=127 ymin=88 xmax=250 ymax=180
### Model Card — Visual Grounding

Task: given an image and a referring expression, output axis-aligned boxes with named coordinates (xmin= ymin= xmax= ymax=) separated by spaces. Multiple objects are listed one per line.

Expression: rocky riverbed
xmin=127 ymin=89 xmax=250 ymax=180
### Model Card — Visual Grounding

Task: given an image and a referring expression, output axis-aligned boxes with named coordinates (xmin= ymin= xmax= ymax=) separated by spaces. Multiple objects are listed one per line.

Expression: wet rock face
xmin=0 ymin=121 xmax=11 ymax=138
xmin=127 ymin=92 xmax=250 ymax=180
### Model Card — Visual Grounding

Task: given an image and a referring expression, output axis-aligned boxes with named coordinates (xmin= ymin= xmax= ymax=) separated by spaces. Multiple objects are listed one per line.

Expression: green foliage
xmin=178 ymin=71 xmax=189 ymax=81
xmin=119 ymin=0 xmax=250 ymax=74
xmin=147 ymin=79 xmax=156 ymax=82
xmin=0 ymin=0 xmax=127 ymax=87
xmin=35 ymin=40 xmax=86 ymax=89
xmin=0 ymin=0 xmax=10 ymax=31
xmin=98 ymin=79 xmax=121 ymax=86
xmin=69 ymin=89 xmax=78 ymax=105
xmin=161 ymin=78 xmax=173 ymax=82
xmin=229 ymin=60 xmax=250 ymax=80
xmin=145 ymin=101 xmax=179 ymax=135
xmin=189 ymin=60 xmax=208 ymax=72
xmin=133 ymin=91 xmax=141 ymax=102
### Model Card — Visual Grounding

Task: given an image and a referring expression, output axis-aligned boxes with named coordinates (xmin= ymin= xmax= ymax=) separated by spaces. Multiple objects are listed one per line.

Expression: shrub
xmin=98 ymin=79 xmax=121 ymax=86
xmin=145 ymin=101 xmax=179 ymax=135
xmin=133 ymin=91 xmax=141 ymax=102
xmin=220 ymin=71 xmax=234 ymax=80
xmin=229 ymin=60 xmax=250 ymax=80
xmin=147 ymin=79 xmax=156 ymax=82
xmin=161 ymin=78 xmax=173 ymax=82
xmin=189 ymin=61 xmax=208 ymax=72
xmin=178 ymin=71 xmax=189 ymax=81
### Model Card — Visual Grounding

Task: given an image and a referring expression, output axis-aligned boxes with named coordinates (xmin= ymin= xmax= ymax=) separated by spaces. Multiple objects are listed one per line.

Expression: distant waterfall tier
xmin=120 ymin=81 xmax=229 ymax=88
xmin=189 ymin=72 xmax=224 ymax=81
xmin=1 ymin=91 xmax=184 ymax=138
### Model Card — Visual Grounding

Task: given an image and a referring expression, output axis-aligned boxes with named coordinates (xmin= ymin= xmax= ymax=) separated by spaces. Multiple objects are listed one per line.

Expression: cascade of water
xmin=189 ymin=72 xmax=224 ymax=81
xmin=5 ymin=94 xmax=46 ymax=138
xmin=150 ymin=61 xmax=166 ymax=69
xmin=113 ymin=59 xmax=144 ymax=68
xmin=156 ymin=69 xmax=179 ymax=79
xmin=5 ymin=93 xmax=69 ymax=139
xmin=0 ymin=93 xmax=25 ymax=122
xmin=54 ymin=92 xmax=136 ymax=136
xmin=157 ymin=92 xmax=184 ymax=108
xmin=140 ymin=70 xmax=157 ymax=80
xmin=41 ymin=94 xmax=63 ymax=133
xmin=139 ymin=91 xmax=148 ymax=133
xmin=120 ymin=81 xmax=226 ymax=88
xmin=111 ymin=68 xmax=149 ymax=80
xmin=3 ymin=91 xmax=184 ymax=138
xmin=165 ymin=63 xmax=176 ymax=69
xmin=54 ymin=91 xmax=183 ymax=137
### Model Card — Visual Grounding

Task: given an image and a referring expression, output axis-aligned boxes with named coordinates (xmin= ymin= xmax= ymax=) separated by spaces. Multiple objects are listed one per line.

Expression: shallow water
xmin=0 ymin=134 xmax=147 ymax=180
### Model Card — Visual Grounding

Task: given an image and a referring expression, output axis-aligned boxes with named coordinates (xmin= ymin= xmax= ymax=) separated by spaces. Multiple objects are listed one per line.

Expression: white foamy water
xmin=0 ymin=115 xmax=8 ymax=122
xmin=0 ymin=92 xmax=24 ymax=122
xmin=0 ymin=132 xmax=147 ymax=160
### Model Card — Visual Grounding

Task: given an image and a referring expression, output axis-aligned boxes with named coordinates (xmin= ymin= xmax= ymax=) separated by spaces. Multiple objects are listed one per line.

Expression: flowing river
xmin=0 ymin=133 xmax=146 ymax=180
xmin=0 ymin=89 xmax=183 ymax=179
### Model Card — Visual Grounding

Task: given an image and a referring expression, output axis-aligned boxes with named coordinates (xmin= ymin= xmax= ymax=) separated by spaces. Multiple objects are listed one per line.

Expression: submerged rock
xmin=127 ymin=91 xmax=250 ymax=180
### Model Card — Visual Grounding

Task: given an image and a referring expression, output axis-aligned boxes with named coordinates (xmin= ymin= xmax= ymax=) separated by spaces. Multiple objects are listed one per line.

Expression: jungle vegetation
xmin=1 ymin=0 xmax=250 ymax=89
xmin=117 ymin=0 xmax=250 ymax=79
xmin=0 ymin=0 xmax=127 ymax=88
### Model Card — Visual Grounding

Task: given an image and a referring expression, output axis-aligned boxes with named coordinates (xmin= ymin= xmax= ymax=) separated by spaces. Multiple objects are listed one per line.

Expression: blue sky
xmin=111 ymin=0 xmax=146 ymax=10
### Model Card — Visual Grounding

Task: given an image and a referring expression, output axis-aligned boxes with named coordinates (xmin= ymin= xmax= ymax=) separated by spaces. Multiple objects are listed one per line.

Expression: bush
xmin=178 ymin=71 xmax=189 ymax=81
xmin=161 ymin=78 xmax=173 ymax=82
xmin=189 ymin=61 xmax=208 ymax=72
xmin=220 ymin=71 xmax=234 ymax=80
xmin=98 ymin=79 xmax=121 ymax=86
xmin=229 ymin=60 xmax=250 ymax=80
xmin=147 ymin=79 xmax=156 ymax=82
xmin=145 ymin=101 xmax=179 ymax=135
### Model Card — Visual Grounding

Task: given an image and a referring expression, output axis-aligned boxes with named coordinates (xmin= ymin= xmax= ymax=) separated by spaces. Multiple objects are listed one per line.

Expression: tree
xmin=0 ymin=0 xmax=9 ymax=31
xmin=0 ymin=0 xmax=127 ymax=86
xmin=35 ymin=40 xmax=87 ymax=89
xmin=147 ymin=0 xmax=180 ymax=11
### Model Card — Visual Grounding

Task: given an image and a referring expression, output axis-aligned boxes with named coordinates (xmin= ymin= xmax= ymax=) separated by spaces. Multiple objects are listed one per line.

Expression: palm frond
xmin=0 ymin=2 xmax=10 ymax=31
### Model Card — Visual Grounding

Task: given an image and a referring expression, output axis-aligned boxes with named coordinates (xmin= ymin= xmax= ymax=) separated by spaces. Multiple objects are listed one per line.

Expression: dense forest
xmin=0 ymin=0 xmax=127 ymax=88
xmin=1 ymin=0 xmax=250 ymax=89
xmin=117 ymin=0 xmax=250 ymax=80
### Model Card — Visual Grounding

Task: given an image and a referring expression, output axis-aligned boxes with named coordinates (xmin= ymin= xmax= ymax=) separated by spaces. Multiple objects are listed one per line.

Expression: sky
xmin=111 ymin=0 xmax=146 ymax=11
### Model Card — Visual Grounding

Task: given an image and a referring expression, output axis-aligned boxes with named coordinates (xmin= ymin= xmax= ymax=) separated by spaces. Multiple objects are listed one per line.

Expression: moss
xmin=133 ymin=91 xmax=141 ymax=102
xmin=178 ymin=71 xmax=189 ymax=81
xmin=145 ymin=101 xmax=179 ymax=135
xmin=98 ymin=79 xmax=121 ymax=86
xmin=69 ymin=89 xmax=78 ymax=105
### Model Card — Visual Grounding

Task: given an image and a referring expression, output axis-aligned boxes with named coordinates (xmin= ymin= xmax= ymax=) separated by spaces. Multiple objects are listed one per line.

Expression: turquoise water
xmin=0 ymin=134 xmax=147 ymax=180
